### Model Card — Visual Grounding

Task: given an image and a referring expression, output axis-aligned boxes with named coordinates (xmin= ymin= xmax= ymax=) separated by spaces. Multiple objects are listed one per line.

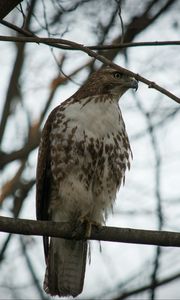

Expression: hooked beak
xmin=130 ymin=78 xmax=138 ymax=91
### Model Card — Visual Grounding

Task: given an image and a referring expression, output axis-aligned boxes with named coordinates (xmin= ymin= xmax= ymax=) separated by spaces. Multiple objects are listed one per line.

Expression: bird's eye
xmin=113 ymin=72 xmax=122 ymax=79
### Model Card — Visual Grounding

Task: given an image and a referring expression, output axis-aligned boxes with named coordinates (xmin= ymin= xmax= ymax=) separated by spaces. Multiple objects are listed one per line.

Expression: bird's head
xmin=93 ymin=66 xmax=138 ymax=98
xmin=75 ymin=65 xmax=138 ymax=101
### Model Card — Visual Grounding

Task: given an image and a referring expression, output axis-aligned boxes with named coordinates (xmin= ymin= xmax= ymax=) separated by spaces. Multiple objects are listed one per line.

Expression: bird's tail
xmin=43 ymin=237 xmax=87 ymax=297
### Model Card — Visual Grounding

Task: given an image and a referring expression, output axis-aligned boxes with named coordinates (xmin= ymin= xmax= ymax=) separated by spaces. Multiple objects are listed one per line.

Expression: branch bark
xmin=1 ymin=216 xmax=180 ymax=247
xmin=0 ymin=0 xmax=23 ymax=20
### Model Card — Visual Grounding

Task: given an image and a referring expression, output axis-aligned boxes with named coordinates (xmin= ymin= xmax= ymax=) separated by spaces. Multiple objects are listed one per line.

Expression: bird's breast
xmin=64 ymin=96 xmax=124 ymax=138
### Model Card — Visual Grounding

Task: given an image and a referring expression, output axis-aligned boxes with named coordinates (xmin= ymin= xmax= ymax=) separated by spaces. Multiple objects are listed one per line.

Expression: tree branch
xmin=1 ymin=35 xmax=180 ymax=49
xmin=1 ymin=216 xmax=180 ymax=247
xmin=114 ymin=270 xmax=180 ymax=300
xmin=20 ymin=236 xmax=49 ymax=299
xmin=0 ymin=1 xmax=37 ymax=144
xmin=0 ymin=0 xmax=23 ymax=20
xmin=0 ymin=33 xmax=179 ymax=104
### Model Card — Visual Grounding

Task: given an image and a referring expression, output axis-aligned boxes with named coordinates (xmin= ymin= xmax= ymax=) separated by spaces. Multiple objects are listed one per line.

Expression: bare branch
xmin=0 ymin=136 xmax=39 ymax=170
xmin=89 ymin=40 xmax=180 ymax=49
xmin=0 ymin=34 xmax=179 ymax=104
xmin=114 ymin=270 xmax=180 ymax=300
xmin=0 ymin=1 xmax=37 ymax=144
xmin=0 ymin=179 xmax=35 ymax=263
xmin=115 ymin=0 xmax=124 ymax=44
xmin=105 ymin=0 xmax=178 ymax=62
xmin=0 ymin=0 xmax=23 ymax=20
xmin=1 ymin=216 xmax=180 ymax=247
xmin=20 ymin=236 xmax=49 ymax=299
xmin=0 ymin=161 xmax=25 ymax=203
xmin=1 ymin=34 xmax=180 ymax=49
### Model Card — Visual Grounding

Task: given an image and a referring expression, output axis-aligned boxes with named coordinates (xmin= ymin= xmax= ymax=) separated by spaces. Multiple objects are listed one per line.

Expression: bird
xmin=36 ymin=65 xmax=138 ymax=298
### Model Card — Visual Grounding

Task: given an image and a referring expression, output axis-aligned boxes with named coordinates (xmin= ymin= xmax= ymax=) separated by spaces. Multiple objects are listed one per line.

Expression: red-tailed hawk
xmin=36 ymin=66 xmax=138 ymax=297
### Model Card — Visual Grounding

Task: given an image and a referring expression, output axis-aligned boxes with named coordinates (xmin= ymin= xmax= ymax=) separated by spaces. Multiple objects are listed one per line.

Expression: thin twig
xmin=115 ymin=0 xmax=124 ymax=44
xmin=20 ymin=236 xmax=49 ymax=299
xmin=113 ymin=270 xmax=180 ymax=300
xmin=0 ymin=34 xmax=180 ymax=49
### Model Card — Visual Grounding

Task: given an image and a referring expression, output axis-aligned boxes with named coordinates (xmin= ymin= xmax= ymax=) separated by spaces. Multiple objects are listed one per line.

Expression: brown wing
xmin=36 ymin=106 xmax=59 ymax=260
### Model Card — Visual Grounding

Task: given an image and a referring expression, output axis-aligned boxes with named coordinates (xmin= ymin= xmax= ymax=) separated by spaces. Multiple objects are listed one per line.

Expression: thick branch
xmin=0 ymin=0 xmax=23 ymax=20
xmin=1 ymin=216 xmax=180 ymax=247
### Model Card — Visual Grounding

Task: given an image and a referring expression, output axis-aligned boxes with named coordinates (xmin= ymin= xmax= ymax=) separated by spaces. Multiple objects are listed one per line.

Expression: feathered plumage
xmin=36 ymin=66 xmax=138 ymax=297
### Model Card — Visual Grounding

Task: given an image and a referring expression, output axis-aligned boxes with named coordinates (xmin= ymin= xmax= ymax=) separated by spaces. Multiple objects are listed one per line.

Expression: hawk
xmin=36 ymin=66 xmax=138 ymax=297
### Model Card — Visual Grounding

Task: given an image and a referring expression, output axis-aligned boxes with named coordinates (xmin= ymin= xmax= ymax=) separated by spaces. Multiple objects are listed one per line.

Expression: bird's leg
xmin=84 ymin=221 xmax=92 ymax=238
xmin=79 ymin=216 xmax=101 ymax=238
xmin=72 ymin=212 xmax=101 ymax=239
